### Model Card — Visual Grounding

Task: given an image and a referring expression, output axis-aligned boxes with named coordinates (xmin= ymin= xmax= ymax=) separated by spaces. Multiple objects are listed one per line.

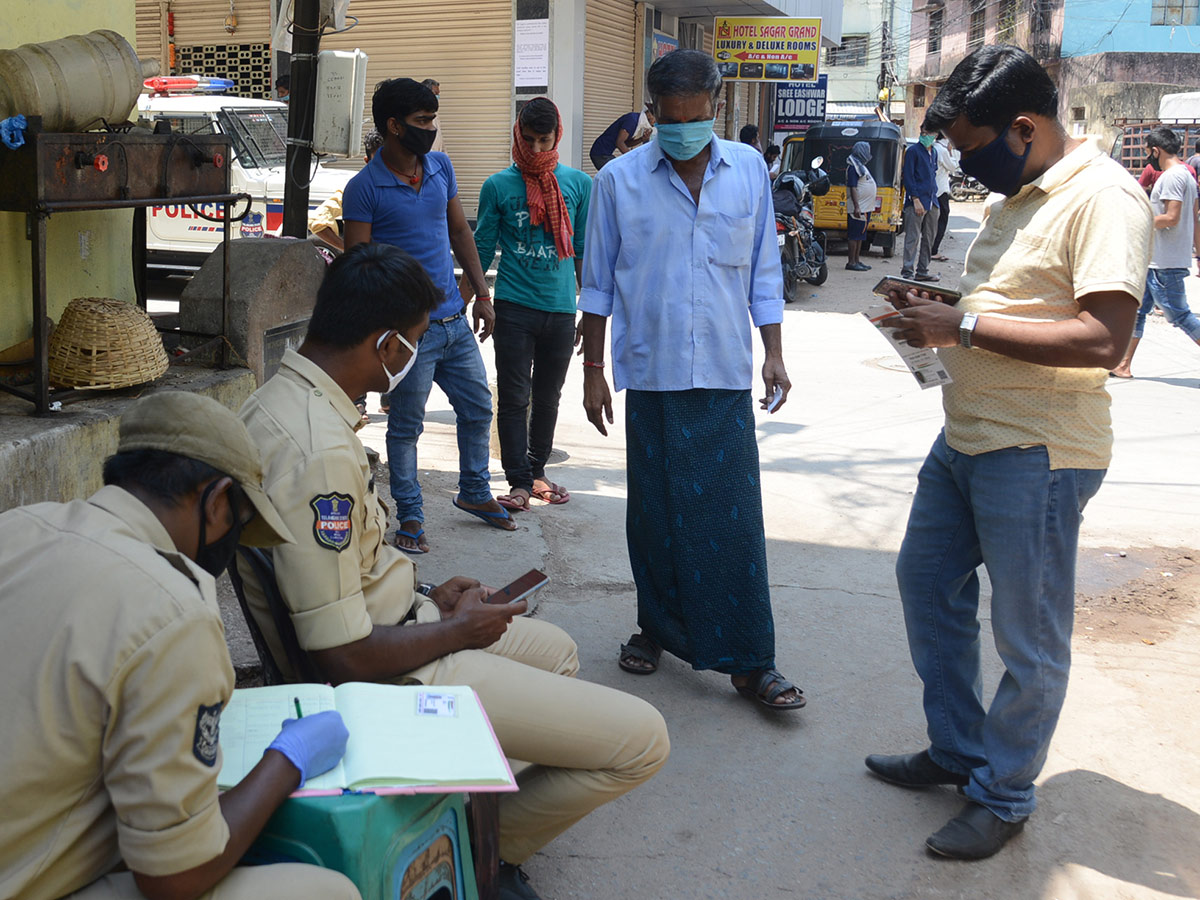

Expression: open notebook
xmin=217 ymin=683 xmax=516 ymax=796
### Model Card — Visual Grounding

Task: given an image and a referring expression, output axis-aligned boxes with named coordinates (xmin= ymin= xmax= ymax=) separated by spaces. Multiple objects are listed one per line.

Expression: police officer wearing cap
xmin=0 ymin=392 xmax=361 ymax=900
xmin=239 ymin=243 xmax=670 ymax=900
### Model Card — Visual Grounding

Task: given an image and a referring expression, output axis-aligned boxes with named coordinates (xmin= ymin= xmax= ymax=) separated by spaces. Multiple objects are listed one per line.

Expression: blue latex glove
xmin=266 ymin=710 xmax=349 ymax=785
xmin=0 ymin=115 xmax=27 ymax=150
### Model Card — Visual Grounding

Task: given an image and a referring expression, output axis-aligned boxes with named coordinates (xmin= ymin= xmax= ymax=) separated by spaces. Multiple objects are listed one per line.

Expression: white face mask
xmin=377 ymin=329 xmax=418 ymax=393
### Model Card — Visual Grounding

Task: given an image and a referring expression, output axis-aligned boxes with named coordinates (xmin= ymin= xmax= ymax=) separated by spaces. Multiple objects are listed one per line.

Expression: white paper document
xmin=862 ymin=304 xmax=953 ymax=390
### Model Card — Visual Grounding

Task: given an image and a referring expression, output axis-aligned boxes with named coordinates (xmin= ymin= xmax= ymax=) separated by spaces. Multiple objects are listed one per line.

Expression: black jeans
xmin=493 ymin=298 xmax=576 ymax=493
xmin=932 ymin=191 xmax=951 ymax=255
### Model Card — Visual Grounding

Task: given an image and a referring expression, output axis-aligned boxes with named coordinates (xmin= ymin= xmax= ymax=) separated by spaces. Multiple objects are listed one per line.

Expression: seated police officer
xmin=238 ymin=243 xmax=670 ymax=900
xmin=0 ymin=392 xmax=357 ymax=900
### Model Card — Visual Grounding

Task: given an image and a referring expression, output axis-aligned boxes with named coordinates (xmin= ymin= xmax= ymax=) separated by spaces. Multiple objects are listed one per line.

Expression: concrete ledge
xmin=0 ymin=366 xmax=256 ymax=511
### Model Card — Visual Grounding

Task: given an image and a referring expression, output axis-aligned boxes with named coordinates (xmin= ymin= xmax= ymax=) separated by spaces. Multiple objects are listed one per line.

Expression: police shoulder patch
xmin=311 ymin=492 xmax=355 ymax=552
xmin=193 ymin=702 xmax=223 ymax=767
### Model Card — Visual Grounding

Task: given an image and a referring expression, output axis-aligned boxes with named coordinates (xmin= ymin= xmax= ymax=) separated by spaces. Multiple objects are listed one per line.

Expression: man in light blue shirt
xmin=579 ymin=50 xmax=804 ymax=712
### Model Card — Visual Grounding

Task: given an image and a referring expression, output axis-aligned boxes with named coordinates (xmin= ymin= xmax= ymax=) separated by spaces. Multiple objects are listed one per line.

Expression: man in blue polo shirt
xmin=901 ymin=126 xmax=941 ymax=283
xmin=344 ymin=78 xmax=514 ymax=555
xmin=589 ymin=109 xmax=655 ymax=171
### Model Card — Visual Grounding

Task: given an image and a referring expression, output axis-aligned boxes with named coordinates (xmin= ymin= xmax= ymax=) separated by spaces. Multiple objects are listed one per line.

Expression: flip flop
xmin=393 ymin=528 xmax=427 ymax=555
xmin=530 ymin=482 xmax=570 ymax=504
xmin=618 ymin=633 xmax=661 ymax=674
xmin=497 ymin=492 xmax=531 ymax=512
xmin=734 ymin=668 xmax=806 ymax=711
xmin=453 ymin=496 xmax=516 ymax=531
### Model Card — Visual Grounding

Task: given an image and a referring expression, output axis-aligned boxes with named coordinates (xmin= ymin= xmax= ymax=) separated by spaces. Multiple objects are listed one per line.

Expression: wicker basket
xmin=48 ymin=297 xmax=169 ymax=390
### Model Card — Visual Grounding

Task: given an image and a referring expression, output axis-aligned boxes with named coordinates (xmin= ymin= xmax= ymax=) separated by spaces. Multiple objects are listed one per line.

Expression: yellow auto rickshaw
xmin=780 ymin=120 xmax=906 ymax=257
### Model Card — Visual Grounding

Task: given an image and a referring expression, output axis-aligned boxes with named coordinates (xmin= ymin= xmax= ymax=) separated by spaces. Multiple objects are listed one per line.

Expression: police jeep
xmin=136 ymin=79 xmax=354 ymax=272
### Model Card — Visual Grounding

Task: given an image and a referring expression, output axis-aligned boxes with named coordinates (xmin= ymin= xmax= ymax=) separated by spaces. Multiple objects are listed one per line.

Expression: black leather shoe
xmin=498 ymin=862 xmax=543 ymax=900
xmin=864 ymin=750 xmax=970 ymax=788
xmin=926 ymin=802 xmax=1027 ymax=859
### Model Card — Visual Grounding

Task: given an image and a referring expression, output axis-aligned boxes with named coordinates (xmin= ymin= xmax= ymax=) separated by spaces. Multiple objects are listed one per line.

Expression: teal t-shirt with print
xmin=473 ymin=163 xmax=591 ymax=314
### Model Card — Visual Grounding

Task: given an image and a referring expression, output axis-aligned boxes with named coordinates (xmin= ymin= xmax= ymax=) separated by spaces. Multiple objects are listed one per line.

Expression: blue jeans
xmin=895 ymin=432 xmax=1106 ymax=821
xmin=386 ymin=313 xmax=494 ymax=523
xmin=1135 ymin=268 xmax=1200 ymax=339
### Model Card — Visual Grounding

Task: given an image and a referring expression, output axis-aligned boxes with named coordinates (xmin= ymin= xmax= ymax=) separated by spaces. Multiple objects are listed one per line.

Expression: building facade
xmin=904 ymin=0 xmax=1200 ymax=139
xmin=822 ymin=0 xmax=909 ymax=122
xmin=134 ymin=0 xmax=842 ymax=214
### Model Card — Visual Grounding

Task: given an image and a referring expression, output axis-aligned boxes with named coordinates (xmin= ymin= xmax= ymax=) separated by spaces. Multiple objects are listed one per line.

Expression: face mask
xmin=655 ymin=119 xmax=716 ymax=161
xmin=397 ymin=124 xmax=437 ymax=157
xmin=378 ymin=329 xmax=418 ymax=393
xmin=959 ymin=126 xmax=1032 ymax=197
xmin=919 ymin=134 xmax=935 ymax=148
xmin=1146 ymin=150 xmax=1162 ymax=171
xmin=194 ymin=482 xmax=246 ymax=578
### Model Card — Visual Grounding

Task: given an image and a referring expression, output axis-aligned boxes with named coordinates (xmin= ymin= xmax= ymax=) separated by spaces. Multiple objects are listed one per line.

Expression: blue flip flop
xmin=393 ymin=528 xmax=427 ymax=555
xmin=453 ymin=496 xmax=515 ymax=531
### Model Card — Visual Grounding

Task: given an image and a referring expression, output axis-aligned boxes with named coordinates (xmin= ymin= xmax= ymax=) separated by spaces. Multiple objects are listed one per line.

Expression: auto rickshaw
xmin=779 ymin=120 xmax=906 ymax=257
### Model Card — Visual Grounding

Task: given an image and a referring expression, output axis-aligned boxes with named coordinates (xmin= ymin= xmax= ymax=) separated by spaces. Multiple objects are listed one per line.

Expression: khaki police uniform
xmin=0 ymin=485 xmax=358 ymax=900
xmin=240 ymin=350 xmax=670 ymax=863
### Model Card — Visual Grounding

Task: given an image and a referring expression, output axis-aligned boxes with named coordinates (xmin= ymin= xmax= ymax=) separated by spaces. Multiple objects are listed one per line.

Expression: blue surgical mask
xmin=959 ymin=126 xmax=1032 ymax=197
xmin=655 ymin=119 xmax=716 ymax=161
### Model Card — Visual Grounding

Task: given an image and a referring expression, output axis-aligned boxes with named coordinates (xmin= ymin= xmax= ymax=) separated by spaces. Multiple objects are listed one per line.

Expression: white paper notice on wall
xmin=313 ymin=48 xmax=368 ymax=158
xmin=514 ymin=18 xmax=550 ymax=88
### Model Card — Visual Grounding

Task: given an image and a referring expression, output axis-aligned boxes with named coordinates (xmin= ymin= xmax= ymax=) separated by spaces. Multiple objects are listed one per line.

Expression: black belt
xmin=432 ymin=309 xmax=465 ymax=324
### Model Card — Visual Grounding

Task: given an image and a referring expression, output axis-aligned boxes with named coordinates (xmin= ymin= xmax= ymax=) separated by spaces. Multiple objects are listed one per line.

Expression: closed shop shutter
xmin=703 ymin=26 xmax=729 ymax=139
xmin=171 ymin=0 xmax=271 ymax=46
xmin=583 ymin=0 xmax=637 ymax=173
xmin=321 ymin=0 xmax=512 ymax=218
xmin=135 ymin=0 xmax=163 ymax=65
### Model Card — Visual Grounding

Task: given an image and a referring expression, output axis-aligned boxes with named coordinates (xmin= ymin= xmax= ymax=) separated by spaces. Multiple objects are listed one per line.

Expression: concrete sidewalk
xmin=272 ymin=202 xmax=1200 ymax=899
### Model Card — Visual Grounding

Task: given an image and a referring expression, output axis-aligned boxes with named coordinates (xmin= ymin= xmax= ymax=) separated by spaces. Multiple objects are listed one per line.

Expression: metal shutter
xmin=170 ymin=0 xmax=271 ymax=45
xmin=135 ymin=0 xmax=163 ymax=64
xmin=583 ymin=0 xmax=637 ymax=174
xmin=703 ymin=25 xmax=729 ymax=139
xmin=321 ymin=0 xmax=512 ymax=218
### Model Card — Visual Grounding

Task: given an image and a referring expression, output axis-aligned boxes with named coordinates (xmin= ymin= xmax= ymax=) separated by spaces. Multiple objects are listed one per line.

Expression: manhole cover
xmin=547 ymin=447 xmax=570 ymax=464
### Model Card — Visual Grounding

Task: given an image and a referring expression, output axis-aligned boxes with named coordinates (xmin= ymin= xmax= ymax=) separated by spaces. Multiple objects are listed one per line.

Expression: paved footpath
xmin=230 ymin=202 xmax=1200 ymax=899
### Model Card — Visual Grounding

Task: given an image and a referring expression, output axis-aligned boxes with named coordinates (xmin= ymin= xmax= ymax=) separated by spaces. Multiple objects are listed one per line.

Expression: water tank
xmin=0 ymin=30 xmax=143 ymax=132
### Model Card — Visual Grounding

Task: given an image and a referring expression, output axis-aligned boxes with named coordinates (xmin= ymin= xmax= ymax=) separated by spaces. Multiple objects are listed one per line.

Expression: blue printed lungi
xmin=624 ymin=388 xmax=776 ymax=675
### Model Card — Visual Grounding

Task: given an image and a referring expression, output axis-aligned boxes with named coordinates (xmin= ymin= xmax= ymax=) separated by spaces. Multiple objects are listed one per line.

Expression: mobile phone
xmin=872 ymin=276 xmax=962 ymax=305
xmin=486 ymin=569 xmax=549 ymax=605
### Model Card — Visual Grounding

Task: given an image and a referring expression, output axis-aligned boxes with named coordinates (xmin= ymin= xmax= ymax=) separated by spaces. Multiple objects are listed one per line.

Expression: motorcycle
xmin=773 ymin=157 xmax=830 ymax=299
xmin=949 ymin=170 xmax=989 ymax=201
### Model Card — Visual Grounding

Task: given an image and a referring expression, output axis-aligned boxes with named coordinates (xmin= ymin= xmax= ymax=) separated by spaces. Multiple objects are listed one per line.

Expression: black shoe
xmin=864 ymin=750 xmax=969 ymax=788
xmin=926 ymin=802 xmax=1027 ymax=860
xmin=914 ymin=272 xmax=941 ymax=282
xmin=498 ymin=862 xmax=543 ymax=900
xmin=846 ymin=262 xmax=872 ymax=271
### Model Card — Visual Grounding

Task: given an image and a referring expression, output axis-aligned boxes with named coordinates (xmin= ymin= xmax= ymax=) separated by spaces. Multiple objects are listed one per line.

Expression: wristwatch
xmin=417 ymin=582 xmax=437 ymax=597
xmin=959 ymin=312 xmax=979 ymax=349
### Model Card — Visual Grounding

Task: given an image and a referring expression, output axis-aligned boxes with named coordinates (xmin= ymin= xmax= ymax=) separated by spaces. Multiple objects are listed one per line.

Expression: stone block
xmin=180 ymin=238 xmax=326 ymax=385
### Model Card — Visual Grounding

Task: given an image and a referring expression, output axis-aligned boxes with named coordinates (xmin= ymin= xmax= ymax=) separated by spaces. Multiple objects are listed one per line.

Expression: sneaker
xmin=846 ymin=262 xmax=872 ymax=271
xmin=914 ymin=272 xmax=941 ymax=283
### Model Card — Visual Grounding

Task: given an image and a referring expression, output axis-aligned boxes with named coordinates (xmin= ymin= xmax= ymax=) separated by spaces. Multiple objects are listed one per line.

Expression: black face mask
xmin=398 ymin=124 xmax=437 ymax=157
xmin=1146 ymin=150 xmax=1162 ymax=171
xmin=194 ymin=482 xmax=246 ymax=578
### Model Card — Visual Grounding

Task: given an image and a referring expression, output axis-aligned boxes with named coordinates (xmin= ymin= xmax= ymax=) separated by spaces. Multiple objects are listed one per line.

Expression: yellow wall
xmin=0 ymin=2 xmax=138 ymax=353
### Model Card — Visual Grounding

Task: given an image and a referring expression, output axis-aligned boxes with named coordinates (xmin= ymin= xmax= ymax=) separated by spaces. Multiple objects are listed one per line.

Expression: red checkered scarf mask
xmin=511 ymin=111 xmax=574 ymax=260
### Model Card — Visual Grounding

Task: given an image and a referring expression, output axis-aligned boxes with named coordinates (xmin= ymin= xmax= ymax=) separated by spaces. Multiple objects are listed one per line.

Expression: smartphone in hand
xmin=872 ymin=276 xmax=962 ymax=305
xmin=486 ymin=569 xmax=549 ymax=605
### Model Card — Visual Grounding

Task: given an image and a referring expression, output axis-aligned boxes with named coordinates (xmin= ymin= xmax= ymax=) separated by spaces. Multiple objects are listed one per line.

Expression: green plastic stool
xmin=244 ymin=792 xmax=479 ymax=900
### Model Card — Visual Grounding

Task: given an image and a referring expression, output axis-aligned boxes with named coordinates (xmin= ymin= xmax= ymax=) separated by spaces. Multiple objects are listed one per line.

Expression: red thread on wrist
xmin=583 ymin=360 xmax=605 ymax=369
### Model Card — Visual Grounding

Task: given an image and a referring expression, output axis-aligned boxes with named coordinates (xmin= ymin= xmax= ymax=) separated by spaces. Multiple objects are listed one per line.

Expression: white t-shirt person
xmin=1149 ymin=163 xmax=1197 ymax=269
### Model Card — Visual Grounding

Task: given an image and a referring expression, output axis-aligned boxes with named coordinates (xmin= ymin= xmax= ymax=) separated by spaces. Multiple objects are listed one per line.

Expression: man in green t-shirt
xmin=464 ymin=98 xmax=591 ymax=511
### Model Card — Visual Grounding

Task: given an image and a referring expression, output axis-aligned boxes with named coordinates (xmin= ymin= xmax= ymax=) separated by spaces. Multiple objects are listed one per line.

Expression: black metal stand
xmin=0 ymin=119 xmax=247 ymax=414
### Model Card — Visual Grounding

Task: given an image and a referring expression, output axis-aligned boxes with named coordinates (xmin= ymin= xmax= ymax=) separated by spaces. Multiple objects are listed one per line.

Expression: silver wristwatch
xmin=959 ymin=312 xmax=979 ymax=349
xmin=417 ymin=582 xmax=437 ymax=597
